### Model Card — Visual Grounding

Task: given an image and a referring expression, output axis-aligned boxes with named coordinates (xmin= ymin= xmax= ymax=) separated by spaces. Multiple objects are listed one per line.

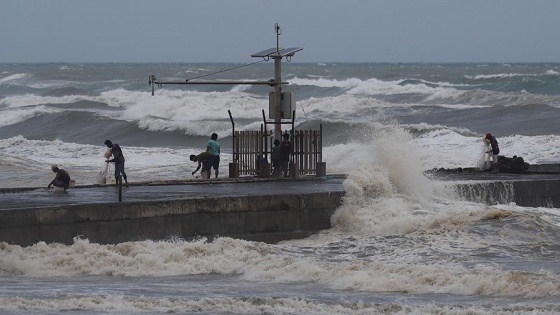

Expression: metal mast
xmin=148 ymin=23 xmax=303 ymax=142
xmin=251 ymin=24 xmax=303 ymax=141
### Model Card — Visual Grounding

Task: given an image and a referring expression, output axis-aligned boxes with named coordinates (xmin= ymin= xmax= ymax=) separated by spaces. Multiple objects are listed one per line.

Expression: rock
xmin=497 ymin=155 xmax=530 ymax=174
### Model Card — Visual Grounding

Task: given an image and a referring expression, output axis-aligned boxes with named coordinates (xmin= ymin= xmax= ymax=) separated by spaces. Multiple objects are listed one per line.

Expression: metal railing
xmin=230 ymin=126 xmax=323 ymax=177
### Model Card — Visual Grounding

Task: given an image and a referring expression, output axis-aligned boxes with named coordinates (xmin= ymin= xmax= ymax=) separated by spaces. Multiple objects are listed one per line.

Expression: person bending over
xmin=190 ymin=152 xmax=213 ymax=179
xmin=104 ymin=140 xmax=129 ymax=187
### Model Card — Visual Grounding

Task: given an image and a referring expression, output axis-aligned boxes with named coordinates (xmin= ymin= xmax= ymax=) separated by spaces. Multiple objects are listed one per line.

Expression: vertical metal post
xmin=273 ymin=23 xmax=283 ymax=142
xmin=228 ymin=110 xmax=235 ymax=160
xmin=118 ymin=178 xmax=122 ymax=202
xmin=274 ymin=56 xmax=282 ymax=141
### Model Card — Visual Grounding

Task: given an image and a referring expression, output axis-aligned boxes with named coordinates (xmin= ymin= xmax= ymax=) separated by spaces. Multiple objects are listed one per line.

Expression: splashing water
xmin=331 ymin=125 xmax=489 ymax=236
xmin=477 ymin=138 xmax=492 ymax=170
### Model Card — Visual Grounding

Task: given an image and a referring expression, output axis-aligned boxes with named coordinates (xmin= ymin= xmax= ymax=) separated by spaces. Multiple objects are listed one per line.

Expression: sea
xmin=1 ymin=62 xmax=560 ymax=314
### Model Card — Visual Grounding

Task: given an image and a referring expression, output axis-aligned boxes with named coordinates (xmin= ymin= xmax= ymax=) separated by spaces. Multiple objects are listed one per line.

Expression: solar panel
xmin=251 ymin=48 xmax=283 ymax=58
xmin=251 ymin=47 xmax=303 ymax=58
xmin=270 ymin=47 xmax=303 ymax=57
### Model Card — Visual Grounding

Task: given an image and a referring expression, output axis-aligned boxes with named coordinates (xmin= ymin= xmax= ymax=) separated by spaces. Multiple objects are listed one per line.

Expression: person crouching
xmin=48 ymin=165 xmax=71 ymax=191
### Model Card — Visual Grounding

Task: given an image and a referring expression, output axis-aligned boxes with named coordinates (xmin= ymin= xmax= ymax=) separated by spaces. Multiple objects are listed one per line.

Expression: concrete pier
xmin=453 ymin=177 xmax=560 ymax=207
xmin=430 ymin=169 xmax=560 ymax=207
xmin=0 ymin=177 xmax=345 ymax=246
xmin=2 ymin=171 xmax=560 ymax=246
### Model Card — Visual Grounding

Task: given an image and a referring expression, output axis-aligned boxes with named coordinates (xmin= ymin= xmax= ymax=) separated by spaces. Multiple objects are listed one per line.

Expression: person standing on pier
xmin=271 ymin=139 xmax=281 ymax=177
xmin=485 ymin=133 xmax=500 ymax=173
xmin=206 ymin=133 xmax=221 ymax=179
xmin=48 ymin=165 xmax=71 ymax=191
xmin=279 ymin=133 xmax=292 ymax=177
xmin=104 ymin=140 xmax=129 ymax=187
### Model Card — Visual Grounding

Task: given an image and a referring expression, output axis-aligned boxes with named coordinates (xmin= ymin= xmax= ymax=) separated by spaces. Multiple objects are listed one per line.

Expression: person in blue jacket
xmin=206 ymin=133 xmax=221 ymax=179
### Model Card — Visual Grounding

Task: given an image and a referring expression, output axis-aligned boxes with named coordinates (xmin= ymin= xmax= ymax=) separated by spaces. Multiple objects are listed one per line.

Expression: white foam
xmin=413 ymin=130 xmax=560 ymax=169
xmin=290 ymin=76 xmax=475 ymax=98
xmin=0 ymin=73 xmax=28 ymax=84
xmin=0 ymin=93 xmax=93 ymax=107
xmin=327 ymin=126 xmax=481 ymax=236
xmin=466 ymin=70 xmax=560 ymax=80
xmin=0 ymin=106 xmax=60 ymax=127
xmin=0 ymin=237 xmax=267 ymax=277
xmin=1 ymin=295 xmax=554 ymax=315
xmin=100 ymin=88 xmax=266 ymax=134
xmin=0 ymin=87 xmax=270 ymax=134
xmin=2 ymin=234 xmax=559 ymax=299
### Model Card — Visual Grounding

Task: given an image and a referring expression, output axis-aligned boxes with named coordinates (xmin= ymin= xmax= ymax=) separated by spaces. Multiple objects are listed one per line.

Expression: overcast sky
xmin=1 ymin=0 xmax=560 ymax=63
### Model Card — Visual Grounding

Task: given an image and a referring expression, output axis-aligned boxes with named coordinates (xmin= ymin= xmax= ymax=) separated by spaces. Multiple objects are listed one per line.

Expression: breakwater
xmin=453 ymin=178 xmax=560 ymax=208
xmin=1 ymin=173 xmax=560 ymax=246
xmin=434 ymin=164 xmax=560 ymax=207
xmin=0 ymin=179 xmax=345 ymax=246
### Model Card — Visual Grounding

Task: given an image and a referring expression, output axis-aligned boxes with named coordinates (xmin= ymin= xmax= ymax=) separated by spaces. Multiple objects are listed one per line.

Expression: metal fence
xmin=231 ymin=126 xmax=323 ymax=177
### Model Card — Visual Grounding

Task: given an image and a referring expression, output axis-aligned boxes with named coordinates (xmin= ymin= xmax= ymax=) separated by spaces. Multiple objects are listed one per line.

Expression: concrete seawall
xmin=0 ymin=179 xmax=345 ymax=246
xmin=454 ymin=177 xmax=560 ymax=208
xmin=2 ymin=173 xmax=560 ymax=246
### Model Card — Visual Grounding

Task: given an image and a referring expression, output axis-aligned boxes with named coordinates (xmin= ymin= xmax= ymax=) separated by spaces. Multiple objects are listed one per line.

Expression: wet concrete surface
xmin=3 ymin=170 xmax=560 ymax=211
xmin=0 ymin=177 xmax=346 ymax=211
xmin=428 ymin=170 xmax=560 ymax=182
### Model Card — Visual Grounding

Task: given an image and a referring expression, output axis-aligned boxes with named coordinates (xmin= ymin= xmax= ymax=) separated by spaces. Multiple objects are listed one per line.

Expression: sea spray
xmin=330 ymin=125 xmax=493 ymax=235
xmin=477 ymin=137 xmax=492 ymax=170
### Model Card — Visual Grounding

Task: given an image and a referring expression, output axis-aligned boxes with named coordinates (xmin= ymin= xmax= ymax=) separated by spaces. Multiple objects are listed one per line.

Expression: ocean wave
xmin=0 ymin=88 xmax=267 ymax=130
xmin=0 ymin=296 xmax=409 ymax=315
xmin=2 ymin=230 xmax=560 ymax=299
xmin=0 ymin=106 xmax=59 ymax=127
xmin=0 ymin=93 xmax=94 ymax=107
xmin=0 ymin=73 xmax=28 ymax=85
xmin=399 ymin=78 xmax=476 ymax=88
xmin=465 ymin=70 xmax=560 ymax=81
xmin=290 ymin=75 xmax=560 ymax=107
xmin=2 ymin=292 xmax=560 ymax=314
xmin=25 ymin=80 xmax=83 ymax=89
xmin=290 ymin=76 xmax=468 ymax=99
xmin=404 ymin=122 xmax=478 ymax=136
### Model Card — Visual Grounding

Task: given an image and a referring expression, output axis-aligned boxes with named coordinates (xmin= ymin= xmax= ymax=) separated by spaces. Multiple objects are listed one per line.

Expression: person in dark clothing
xmin=48 ymin=165 xmax=71 ymax=191
xmin=190 ymin=152 xmax=213 ymax=179
xmin=485 ymin=133 xmax=500 ymax=173
xmin=255 ymin=154 xmax=269 ymax=176
xmin=104 ymin=140 xmax=129 ymax=187
xmin=271 ymin=139 xmax=281 ymax=177
xmin=279 ymin=133 xmax=292 ymax=177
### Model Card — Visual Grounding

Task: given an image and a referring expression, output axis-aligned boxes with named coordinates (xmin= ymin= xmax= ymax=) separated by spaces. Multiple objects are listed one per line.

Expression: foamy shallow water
xmin=1 ymin=274 xmax=558 ymax=314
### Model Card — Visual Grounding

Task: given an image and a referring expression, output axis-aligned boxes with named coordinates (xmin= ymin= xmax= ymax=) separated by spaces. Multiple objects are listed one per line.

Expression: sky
xmin=1 ymin=0 xmax=560 ymax=63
